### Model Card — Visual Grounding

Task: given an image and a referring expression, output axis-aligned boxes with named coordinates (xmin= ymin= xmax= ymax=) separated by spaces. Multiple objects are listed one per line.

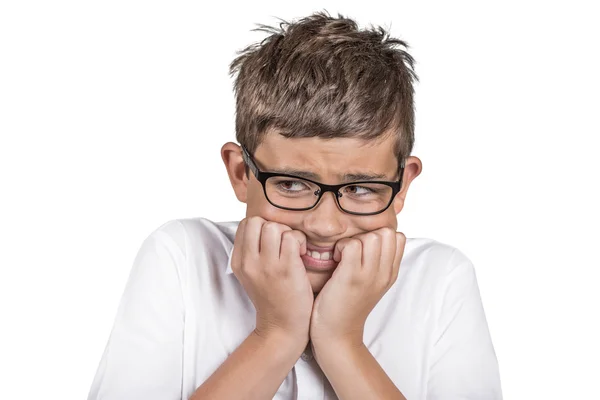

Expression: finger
xmin=350 ymin=232 xmax=382 ymax=272
xmin=231 ymin=218 xmax=248 ymax=273
xmin=375 ymin=228 xmax=397 ymax=277
xmin=243 ymin=216 xmax=266 ymax=258
xmin=333 ymin=237 xmax=362 ymax=270
xmin=333 ymin=238 xmax=347 ymax=262
xmin=391 ymin=232 xmax=406 ymax=283
xmin=260 ymin=221 xmax=290 ymax=260
xmin=280 ymin=230 xmax=307 ymax=260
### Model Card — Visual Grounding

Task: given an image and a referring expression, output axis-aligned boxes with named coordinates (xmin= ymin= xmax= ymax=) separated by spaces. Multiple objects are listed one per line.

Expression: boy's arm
xmin=190 ymin=329 xmax=305 ymax=400
xmin=192 ymin=217 xmax=313 ymax=399
xmin=426 ymin=250 xmax=503 ymax=399
xmin=312 ymin=250 xmax=502 ymax=400
xmin=314 ymin=341 xmax=407 ymax=400
xmin=87 ymin=222 xmax=186 ymax=400
xmin=87 ymin=218 xmax=308 ymax=400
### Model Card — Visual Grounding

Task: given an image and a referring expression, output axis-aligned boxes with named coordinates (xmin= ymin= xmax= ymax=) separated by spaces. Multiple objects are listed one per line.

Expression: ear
xmin=221 ymin=142 xmax=248 ymax=204
xmin=393 ymin=155 xmax=423 ymax=214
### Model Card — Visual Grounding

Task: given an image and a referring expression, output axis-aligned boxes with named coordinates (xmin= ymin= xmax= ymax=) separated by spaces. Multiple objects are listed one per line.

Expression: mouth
xmin=302 ymin=243 xmax=338 ymax=271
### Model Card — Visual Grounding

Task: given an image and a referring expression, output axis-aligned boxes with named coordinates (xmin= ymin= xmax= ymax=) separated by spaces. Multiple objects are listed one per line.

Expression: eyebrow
xmin=270 ymin=168 xmax=390 ymax=182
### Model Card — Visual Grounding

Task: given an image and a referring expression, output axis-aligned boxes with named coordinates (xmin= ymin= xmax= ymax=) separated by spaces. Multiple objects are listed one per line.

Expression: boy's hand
xmin=231 ymin=216 xmax=314 ymax=346
xmin=309 ymin=228 xmax=406 ymax=350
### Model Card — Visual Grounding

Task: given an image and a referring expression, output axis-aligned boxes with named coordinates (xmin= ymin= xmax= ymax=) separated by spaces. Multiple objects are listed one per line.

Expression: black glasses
xmin=241 ymin=146 xmax=405 ymax=216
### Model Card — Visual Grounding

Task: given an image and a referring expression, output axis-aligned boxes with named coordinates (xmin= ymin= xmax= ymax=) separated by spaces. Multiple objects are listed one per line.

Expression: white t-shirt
xmin=88 ymin=217 xmax=503 ymax=399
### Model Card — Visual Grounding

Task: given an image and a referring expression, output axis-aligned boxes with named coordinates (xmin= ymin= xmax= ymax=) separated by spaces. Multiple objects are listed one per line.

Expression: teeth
xmin=307 ymin=250 xmax=331 ymax=260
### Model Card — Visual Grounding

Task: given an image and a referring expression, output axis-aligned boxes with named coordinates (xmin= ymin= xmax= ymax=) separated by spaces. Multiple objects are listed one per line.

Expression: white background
xmin=1 ymin=0 xmax=599 ymax=398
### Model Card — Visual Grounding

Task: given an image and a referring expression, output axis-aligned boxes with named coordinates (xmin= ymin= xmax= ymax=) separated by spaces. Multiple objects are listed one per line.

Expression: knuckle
xmin=280 ymin=230 xmax=294 ymax=244
xmin=368 ymin=232 xmax=382 ymax=243
xmin=348 ymin=238 xmax=363 ymax=249
xmin=380 ymin=227 xmax=396 ymax=240
xmin=235 ymin=220 xmax=247 ymax=236
xmin=246 ymin=216 xmax=264 ymax=232
xmin=280 ymin=234 xmax=301 ymax=257
xmin=397 ymin=231 xmax=406 ymax=243
xmin=336 ymin=237 xmax=351 ymax=246
xmin=253 ymin=215 xmax=268 ymax=225
xmin=262 ymin=221 xmax=279 ymax=232
xmin=281 ymin=229 xmax=297 ymax=241
xmin=247 ymin=215 xmax=265 ymax=223
xmin=290 ymin=229 xmax=304 ymax=240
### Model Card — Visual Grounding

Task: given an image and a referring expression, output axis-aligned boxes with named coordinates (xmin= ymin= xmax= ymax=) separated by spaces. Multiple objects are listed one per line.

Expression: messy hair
xmin=230 ymin=11 xmax=418 ymax=166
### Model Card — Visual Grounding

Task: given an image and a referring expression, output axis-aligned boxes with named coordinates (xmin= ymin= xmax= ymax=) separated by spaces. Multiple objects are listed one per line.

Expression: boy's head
xmin=222 ymin=11 xmax=422 ymax=293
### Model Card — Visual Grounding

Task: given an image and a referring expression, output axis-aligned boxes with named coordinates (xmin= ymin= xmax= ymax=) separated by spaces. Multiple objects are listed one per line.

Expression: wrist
xmin=312 ymin=329 xmax=364 ymax=349
xmin=252 ymin=327 xmax=308 ymax=354
xmin=312 ymin=336 xmax=365 ymax=362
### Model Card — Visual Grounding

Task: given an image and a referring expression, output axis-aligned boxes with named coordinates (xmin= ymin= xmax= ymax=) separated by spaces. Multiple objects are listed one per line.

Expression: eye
xmin=343 ymin=185 xmax=375 ymax=195
xmin=274 ymin=179 xmax=311 ymax=192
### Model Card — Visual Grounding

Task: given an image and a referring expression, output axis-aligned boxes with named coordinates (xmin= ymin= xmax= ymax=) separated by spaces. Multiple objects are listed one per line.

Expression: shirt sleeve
xmin=426 ymin=249 xmax=503 ymax=399
xmin=88 ymin=221 xmax=186 ymax=400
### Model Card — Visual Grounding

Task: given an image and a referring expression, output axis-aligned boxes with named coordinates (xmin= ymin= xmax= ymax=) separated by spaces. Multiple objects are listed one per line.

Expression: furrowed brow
xmin=270 ymin=168 xmax=321 ymax=180
xmin=270 ymin=168 xmax=390 ymax=183
xmin=342 ymin=172 xmax=389 ymax=182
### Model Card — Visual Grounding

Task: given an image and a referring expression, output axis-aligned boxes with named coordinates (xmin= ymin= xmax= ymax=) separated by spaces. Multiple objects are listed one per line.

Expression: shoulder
xmin=178 ymin=217 xmax=239 ymax=242
xmin=148 ymin=217 xmax=240 ymax=260
xmin=402 ymin=237 xmax=476 ymax=285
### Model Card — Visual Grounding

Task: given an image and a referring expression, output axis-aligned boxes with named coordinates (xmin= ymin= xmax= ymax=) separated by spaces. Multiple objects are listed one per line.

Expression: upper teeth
xmin=308 ymin=250 xmax=331 ymax=260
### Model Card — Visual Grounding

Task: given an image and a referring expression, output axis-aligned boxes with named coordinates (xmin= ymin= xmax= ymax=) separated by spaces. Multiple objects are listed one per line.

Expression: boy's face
xmin=222 ymin=131 xmax=422 ymax=293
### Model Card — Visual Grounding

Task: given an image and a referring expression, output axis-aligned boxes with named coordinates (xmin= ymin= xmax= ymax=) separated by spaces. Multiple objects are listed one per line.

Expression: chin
xmin=308 ymin=272 xmax=331 ymax=294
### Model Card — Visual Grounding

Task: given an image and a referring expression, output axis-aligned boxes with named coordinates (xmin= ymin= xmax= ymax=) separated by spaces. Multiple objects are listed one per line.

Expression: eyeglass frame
xmin=241 ymin=145 xmax=405 ymax=216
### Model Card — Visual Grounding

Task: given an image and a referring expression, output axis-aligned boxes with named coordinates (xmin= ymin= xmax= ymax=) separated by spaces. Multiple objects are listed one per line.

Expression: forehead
xmin=253 ymin=132 xmax=399 ymax=182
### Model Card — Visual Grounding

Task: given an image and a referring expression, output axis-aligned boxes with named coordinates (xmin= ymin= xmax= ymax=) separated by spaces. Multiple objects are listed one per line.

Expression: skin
xmin=222 ymin=131 xmax=422 ymax=294
xmin=217 ymin=131 xmax=423 ymax=399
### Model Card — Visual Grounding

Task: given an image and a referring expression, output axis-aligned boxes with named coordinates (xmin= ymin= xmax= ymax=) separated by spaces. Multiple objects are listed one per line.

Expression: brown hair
xmin=230 ymin=11 xmax=418 ymax=166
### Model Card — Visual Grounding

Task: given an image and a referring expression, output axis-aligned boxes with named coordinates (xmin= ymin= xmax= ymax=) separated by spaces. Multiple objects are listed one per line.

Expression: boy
xmin=88 ymin=11 xmax=502 ymax=400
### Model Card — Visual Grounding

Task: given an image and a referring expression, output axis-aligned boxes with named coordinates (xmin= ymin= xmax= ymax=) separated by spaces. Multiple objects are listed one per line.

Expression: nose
xmin=303 ymin=191 xmax=346 ymax=239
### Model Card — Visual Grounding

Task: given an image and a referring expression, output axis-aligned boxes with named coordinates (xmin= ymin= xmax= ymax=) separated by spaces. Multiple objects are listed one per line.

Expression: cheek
xmin=245 ymin=183 xmax=267 ymax=217
xmin=260 ymin=208 xmax=305 ymax=228
xmin=352 ymin=209 xmax=398 ymax=232
xmin=245 ymin=181 xmax=274 ymax=212
xmin=246 ymin=185 xmax=304 ymax=226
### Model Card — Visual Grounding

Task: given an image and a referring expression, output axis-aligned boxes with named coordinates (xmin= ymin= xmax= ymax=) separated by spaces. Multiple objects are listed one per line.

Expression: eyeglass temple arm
xmin=241 ymin=146 xmax=261 ymax=178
